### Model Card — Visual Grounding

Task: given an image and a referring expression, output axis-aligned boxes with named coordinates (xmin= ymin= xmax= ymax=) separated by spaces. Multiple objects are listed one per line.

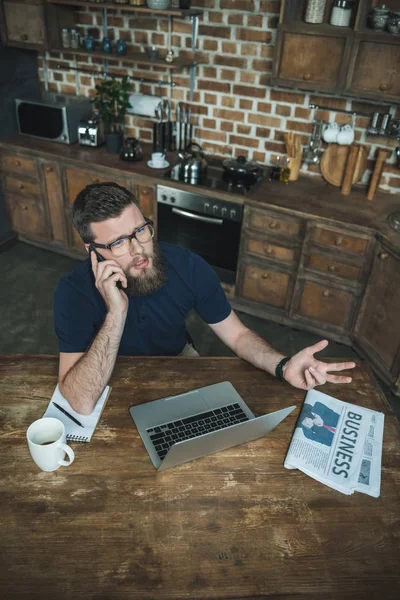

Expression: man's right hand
xmin=91 ymin=251 xmax=128 ymax=314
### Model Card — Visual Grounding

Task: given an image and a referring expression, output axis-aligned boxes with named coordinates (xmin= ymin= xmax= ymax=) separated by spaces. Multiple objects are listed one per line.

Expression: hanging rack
xmin=55 ymin=64 xmax=176 ymax=87
xmin=309 ymin=103 xmax=373 ymax=118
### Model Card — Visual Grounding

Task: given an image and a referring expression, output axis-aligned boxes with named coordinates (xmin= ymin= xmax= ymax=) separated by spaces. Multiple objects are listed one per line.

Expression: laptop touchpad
xmin=165 ymin=391 xmax=209 ymax=419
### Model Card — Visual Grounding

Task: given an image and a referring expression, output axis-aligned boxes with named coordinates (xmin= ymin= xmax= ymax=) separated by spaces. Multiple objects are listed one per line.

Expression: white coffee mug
xmin=151 ymin=152 xmax=164 ymax=166
xmin=27 ymin=417 xmax=75 ymax=472
xmin=337 ymin=124 xmax=355 ymax=146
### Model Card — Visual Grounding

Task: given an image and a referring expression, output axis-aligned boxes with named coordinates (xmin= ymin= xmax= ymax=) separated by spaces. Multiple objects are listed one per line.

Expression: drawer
xmin=310 ymin=227 xmax=369 ymax=255
xmin=2 ymin=154 xmax=37 ymax=179
xmin=245 ymin=235 xmax=296 ymax=263
xmin=5 ymin=175 xmax=41 ymax=198
xmin=247 ymin=208 xmax=302 ymax=239
xmin=6 ymin=196 xmax=48 ymax=238
xmin=241 ymin=263 xmax=291 ymax=310
xmin=65 ymin=168 xmax=114 ymax=205
xmin=305 ymin=253 xmax=361 ymax=281
xmin=297 ymin=280 xmax=354 ymax=329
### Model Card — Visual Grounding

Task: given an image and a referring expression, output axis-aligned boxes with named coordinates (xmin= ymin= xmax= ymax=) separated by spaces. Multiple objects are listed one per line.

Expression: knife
xmin=176 ymin=103 xmax=181 ymax=154
xmin=181 ymin=105 xmax=186 ymax=152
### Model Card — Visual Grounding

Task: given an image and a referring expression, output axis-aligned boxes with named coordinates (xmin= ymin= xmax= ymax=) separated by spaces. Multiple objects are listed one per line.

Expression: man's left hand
xmin=283 ymin=339 xmax=356 ymax=390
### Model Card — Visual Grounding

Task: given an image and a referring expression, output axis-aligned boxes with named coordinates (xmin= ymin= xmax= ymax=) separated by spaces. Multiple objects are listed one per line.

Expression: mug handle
xmin=57 ymin=442 xmax=75 ymax=467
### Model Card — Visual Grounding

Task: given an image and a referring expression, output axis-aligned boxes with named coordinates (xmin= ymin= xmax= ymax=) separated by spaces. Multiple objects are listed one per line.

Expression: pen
xmin=53 ymin=402 xmax=84 ymax=428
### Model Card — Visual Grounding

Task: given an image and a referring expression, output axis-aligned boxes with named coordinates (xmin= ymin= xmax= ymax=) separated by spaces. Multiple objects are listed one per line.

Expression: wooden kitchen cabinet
xmin=239 ymin=261 xmax=294 ymax=311
xmin=272 ymin=0 xmax=400 ymax=102
xmin=353 ymin=243 xmax=400 ymax=395
xmin=0 ymin=0 xmax=46 ymax=50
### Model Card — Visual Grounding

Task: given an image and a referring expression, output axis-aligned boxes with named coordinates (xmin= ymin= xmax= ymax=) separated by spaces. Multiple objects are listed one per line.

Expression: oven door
xmin=157 ymin=202 xmax=241 ymax=285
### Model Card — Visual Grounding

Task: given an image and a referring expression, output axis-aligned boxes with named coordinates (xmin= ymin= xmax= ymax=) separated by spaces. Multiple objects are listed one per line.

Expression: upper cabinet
xmin=272 ymin=0 xmax=400 ymax=103
xmin=0 ymin=0 xmax=46 ymax=50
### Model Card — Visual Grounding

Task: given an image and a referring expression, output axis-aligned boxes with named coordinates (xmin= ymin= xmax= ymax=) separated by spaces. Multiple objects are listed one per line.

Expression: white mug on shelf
xmin=322 ymin=122 xmax=339 ymax=143
xmin=151 ymin=152 xmax=165 ymax=167
xmin=337 ymin=124 xmax=355 ymax=145
xmin=26 ymin=417 xmax=75 ymax=472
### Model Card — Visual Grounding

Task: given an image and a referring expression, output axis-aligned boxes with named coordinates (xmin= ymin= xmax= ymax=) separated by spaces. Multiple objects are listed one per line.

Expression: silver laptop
xmin=129 ymin=381 xmax=296 ymax=471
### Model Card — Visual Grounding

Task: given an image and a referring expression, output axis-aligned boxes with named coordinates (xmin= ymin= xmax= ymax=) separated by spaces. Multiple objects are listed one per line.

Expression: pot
xmin=222 ymin=155 xmax=261 ymax=177
xmin=178 ymin=143 xmax=207 ymax=181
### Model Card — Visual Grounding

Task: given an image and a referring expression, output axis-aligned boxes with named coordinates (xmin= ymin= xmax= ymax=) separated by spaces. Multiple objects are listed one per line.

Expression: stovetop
xmin=164 ymin=164 xmax=267 ymax=196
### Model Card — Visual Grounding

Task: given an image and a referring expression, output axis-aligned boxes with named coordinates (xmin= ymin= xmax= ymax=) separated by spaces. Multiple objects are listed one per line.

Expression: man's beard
xmin=125 ymin=241 xmax=166 ymax=297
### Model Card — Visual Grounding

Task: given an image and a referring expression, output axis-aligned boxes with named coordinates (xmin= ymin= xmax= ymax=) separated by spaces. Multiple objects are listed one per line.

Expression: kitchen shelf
xmin=51 ymin=47 xmax=199 ymax=69
xmin=47 ymin=0 xmax=202 ymax=18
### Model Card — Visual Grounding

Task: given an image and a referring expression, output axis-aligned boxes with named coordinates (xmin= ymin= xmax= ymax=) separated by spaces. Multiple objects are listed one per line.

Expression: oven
xmin=157 ymin=185 xmax=243 ymax=285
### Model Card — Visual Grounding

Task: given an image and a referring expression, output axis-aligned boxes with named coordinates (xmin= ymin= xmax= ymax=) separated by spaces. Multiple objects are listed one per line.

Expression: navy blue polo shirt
xmin=54 ymin=242 xmax=231 ymax=356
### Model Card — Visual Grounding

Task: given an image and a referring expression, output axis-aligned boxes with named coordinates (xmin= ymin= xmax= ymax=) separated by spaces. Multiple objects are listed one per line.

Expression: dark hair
xmin=72 ymin=182 xmax=140 ymax=243
xmin=296 ymin=404 xmax=315 ymax=428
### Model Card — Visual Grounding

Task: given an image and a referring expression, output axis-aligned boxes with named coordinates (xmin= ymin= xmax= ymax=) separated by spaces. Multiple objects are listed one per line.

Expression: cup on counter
xmin=151 ymin=152 xmax=165 ymax=167
xmin=27 ymin=417 xmax=75 ymax=472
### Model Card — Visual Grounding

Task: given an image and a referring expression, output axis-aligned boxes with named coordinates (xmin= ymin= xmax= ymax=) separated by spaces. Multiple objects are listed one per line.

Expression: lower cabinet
xmin=240 ymin=262 xmax=293 ymax=311
xmin=353 ymin=244 xmax=400 ymax=394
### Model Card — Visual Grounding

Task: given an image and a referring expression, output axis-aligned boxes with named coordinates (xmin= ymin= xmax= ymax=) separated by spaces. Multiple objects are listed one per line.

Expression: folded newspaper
xmin=284 ymin=389 xmax=384 ymax=497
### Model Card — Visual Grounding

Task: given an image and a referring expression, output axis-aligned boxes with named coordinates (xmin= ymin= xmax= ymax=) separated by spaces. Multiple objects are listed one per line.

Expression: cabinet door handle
xmin=335 ymin=236 xmax=343 ymax=246
xmin=20 ymin=34 xmax=28 ymax=41
xmin=264 ymin=246 xmax=275 ymax=256
xmin=21 ymin=205 xmax=28 ymax=211
xmin=303 ymin=73 xmax=311 ymax=81
xmin=380 ymin=84 xmax=388 ymax=92
xmin=261 ymin=273 xmax=269 ymax=280
xmin=269 ymin=220 xmax=280 ymax=230
xmin=46 ymin=167 xmax=53 ymax=173
xmin=19 ymin=184 xmax=25 ymax=190
xmin=92 ymin=178 xmax=101 ymax=184
xmin=379 ymin=252 xmax=389 ymax=260
xmin=14 ymin=160 xmax=21 ymax=167
xmin=328 ymin=265 xmax=336 ymax=272
xmin=322 ymin=290 xmax=331 ymax=298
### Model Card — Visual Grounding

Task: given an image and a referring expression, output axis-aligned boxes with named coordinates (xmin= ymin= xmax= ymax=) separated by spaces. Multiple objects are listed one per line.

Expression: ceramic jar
xmin=146 ymin=0 xmax=171 ymax=9
xmin=387 ymin=13 xmax=400 ymax=35
xmin=369 ymin=5 xmax=390 ymax=30
xmin=305 ymin=0 xmax=327 ymax=24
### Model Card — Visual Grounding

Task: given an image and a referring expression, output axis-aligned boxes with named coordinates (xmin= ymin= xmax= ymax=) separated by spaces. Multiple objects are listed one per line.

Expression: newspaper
xmin=284 ymin=389 xmax=384 ymax=497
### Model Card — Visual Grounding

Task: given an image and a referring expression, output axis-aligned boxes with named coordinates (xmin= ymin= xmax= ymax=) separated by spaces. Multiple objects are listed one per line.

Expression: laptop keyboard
xmin=147 ymin=403 xmax=249 ymax=460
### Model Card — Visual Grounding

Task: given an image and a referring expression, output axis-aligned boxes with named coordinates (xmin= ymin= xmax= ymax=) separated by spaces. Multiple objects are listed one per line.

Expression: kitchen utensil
xmin=341 ymin=143 xmax=360 ymax=195
xmin=222 ymin=155 xmax=261 ymax=176
xmin=367 ymin=149 xmax=391 ymax=201
xmin=380 ymin=113 xmax=391 ymax=135
xmin=176 ymin=103 xmax=181 ymax=153
xmin=396 ymin=147 xmax=400 ymax=169
xmin=303 ymin=120 xmax=323 ymax=164
xmin=120 ymin=137 xmax=144 ymax=161
xmin=178 ymin=142 xmax=207 ymax=181
xmin=283 ymin=133 xmax=303 ymax=181
xmin=320 ymin=143 xmax=367 ymax=187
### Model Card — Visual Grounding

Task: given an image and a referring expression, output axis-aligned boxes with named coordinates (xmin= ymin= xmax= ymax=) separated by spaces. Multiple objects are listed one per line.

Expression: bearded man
xmin=54 ymin=182 xmax=355 ymax=415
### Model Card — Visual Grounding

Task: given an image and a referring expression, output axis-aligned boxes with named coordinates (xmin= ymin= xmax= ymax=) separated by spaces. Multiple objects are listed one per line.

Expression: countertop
xmin=1 ymin=134 xmax=400 ymax=250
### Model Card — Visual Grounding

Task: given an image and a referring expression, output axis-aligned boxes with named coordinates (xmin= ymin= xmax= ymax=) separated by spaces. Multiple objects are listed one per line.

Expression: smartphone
xmin=89 ymin=245 xmax=124 ymax=291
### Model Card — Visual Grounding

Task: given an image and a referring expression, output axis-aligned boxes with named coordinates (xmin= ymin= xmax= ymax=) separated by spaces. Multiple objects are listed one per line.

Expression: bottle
xmin=61 ymin=28 xmax=70 ymax=49
xmin=305 ymin=0 xmax=327 ymax=24
xmin=330 ymin=0 xmax=354 ymax=27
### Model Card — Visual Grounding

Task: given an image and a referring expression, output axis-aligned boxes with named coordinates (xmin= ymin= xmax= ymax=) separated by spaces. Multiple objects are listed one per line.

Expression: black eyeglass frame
xmin=89 ymin=218 xmax=154 ymax=253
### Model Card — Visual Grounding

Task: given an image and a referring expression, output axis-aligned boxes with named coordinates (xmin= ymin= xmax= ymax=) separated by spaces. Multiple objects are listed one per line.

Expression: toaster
xmin=78 ymin=117 xmax=104 ymax=147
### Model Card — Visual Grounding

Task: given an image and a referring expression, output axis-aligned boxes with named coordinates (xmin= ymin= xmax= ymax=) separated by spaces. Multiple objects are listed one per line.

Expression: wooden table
xmin=1 ymin=355 xmax=399 ymax=599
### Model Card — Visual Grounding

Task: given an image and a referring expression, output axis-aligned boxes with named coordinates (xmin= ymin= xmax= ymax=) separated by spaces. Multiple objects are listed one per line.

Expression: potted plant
xmin=92 ymin=76 xmax=132 ymax=153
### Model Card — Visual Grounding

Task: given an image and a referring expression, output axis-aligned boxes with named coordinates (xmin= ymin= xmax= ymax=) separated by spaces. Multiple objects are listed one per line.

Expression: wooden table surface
xmin=0 ymin=355 xmax=399 ymax=599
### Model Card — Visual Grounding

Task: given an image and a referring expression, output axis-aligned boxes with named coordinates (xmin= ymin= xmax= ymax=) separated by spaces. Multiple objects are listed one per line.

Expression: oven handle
xmin=172 ymin=207 xmax=223 ymax=225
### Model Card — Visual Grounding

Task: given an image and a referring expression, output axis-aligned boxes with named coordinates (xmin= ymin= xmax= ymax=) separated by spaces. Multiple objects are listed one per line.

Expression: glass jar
xmin=305 ymin=0 xmax=327 ymax=24
xmin=330 ymin=0 xmax=354 ymax=27
xmin=70 ymin=29 xmax=79 ymax=49
xmin=61 ymin=28 xmax=70 ymax=49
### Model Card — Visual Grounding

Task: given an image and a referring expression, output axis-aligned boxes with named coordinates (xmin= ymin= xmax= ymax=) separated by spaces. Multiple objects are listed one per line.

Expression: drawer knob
xmin=328 ymin=265 xmax=336 ymax=272
xmin=264 ymin=246 xmax=274 ymax=256
xmin=15 ymin=160 xmax=21 ymax=167
xmin=335 ymin=236 xmax=343 ymax=246
xmin=93 ymin=178 xmax=101 ymax=184
xmin=261 ymin=273 xmax=269 ymax=280
xmin=380 ymin=84 xmax=388 ymax=92
xmin=20 ymin=34 xmax=28 ymax=41
xmin=269 ymin=220 xmax=279 ymax=229
xmin=19 ymin=184 xmax=25 ymax=190
xmin=379 ymin=252 xmax=389 ymax=260
xmin=46 ymin=167 xmax=53 ymax=173
xmin=21 ymin=205 xmax=28 ymax=211
xmin=322 ymin=290 xmax=331 ymax=298
xmin=303 ymin=73 xmax=311 ymax=81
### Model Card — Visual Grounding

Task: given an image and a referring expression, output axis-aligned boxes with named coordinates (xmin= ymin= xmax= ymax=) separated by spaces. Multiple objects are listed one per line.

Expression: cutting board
xmin=320 ymin=144 xmax=367 ymax=187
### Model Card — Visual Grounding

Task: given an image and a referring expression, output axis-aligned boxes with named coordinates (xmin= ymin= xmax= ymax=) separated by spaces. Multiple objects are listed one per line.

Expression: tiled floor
xmin=2 ymin=241 xmax=399 ymax=420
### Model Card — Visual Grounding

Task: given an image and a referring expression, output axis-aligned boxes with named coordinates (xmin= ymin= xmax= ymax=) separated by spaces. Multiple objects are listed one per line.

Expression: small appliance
xmin=78 ymin=117 xmax=104 ymax=147
xmin=15 ymin=92 xmax=92 ymax=144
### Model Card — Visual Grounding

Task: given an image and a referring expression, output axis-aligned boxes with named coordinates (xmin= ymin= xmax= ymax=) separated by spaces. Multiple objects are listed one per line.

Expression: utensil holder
xmin=288 ymin=153 xmax=302 ymax=181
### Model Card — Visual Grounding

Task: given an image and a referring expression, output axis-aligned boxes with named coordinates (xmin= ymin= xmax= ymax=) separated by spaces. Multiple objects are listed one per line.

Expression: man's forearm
xmin=60 ymin=311 xmax=126 ymax=414
xmin=234 ymin=329 xmax=285 ymax=376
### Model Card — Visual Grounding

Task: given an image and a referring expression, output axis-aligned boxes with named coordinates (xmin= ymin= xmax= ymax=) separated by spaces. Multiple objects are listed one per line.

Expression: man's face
xmin=86 ymin=204 xmax=165 ymax=296
xmin=302 ymin=417 xmax=314 ymax=429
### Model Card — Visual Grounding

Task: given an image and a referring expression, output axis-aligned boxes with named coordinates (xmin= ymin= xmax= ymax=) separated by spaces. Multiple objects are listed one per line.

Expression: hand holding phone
xmin=89 ymin=246 xmax=126 ymax=294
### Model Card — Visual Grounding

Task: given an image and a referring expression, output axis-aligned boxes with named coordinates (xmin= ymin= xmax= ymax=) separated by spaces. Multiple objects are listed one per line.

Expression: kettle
xmin=120 ymin=137 xmax=144 ymax=162
xmin=178 ymin=143 xmax=207 ymax=181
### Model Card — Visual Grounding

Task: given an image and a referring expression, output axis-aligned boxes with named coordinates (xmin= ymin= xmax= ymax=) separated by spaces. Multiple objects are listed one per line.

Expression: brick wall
xmin=37 ymin=0 xmax=400 ymax=194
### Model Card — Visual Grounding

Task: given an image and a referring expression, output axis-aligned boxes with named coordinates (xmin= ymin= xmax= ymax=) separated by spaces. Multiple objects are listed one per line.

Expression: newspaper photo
xmin=284 ymin=389 xmax=384 ymax=497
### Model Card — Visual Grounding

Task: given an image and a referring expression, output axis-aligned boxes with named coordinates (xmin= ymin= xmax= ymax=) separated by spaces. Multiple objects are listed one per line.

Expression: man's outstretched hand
xmin=283 ymin=340 xmax=356 ymax=390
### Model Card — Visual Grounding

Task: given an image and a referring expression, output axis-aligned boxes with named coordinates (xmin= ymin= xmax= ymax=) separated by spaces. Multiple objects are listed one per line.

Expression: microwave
xmin=15 ymin=92 xmax=93 ymax=144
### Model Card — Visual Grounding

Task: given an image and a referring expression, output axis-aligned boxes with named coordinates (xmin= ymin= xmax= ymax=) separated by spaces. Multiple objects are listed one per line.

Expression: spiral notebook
xmin=43 ymin=384 xmax=111 ymax=442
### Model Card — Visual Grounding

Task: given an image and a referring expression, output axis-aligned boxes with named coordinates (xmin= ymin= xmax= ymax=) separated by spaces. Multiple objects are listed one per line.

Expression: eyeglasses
xmin=90 ymin=219 xmax=154 ymax=257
